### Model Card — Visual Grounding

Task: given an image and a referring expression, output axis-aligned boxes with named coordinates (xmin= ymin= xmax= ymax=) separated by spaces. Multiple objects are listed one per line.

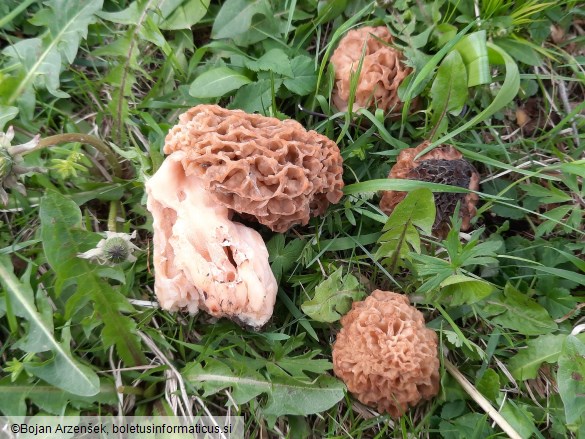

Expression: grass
xmin=0 ymin=0 xmax=584 ymax=437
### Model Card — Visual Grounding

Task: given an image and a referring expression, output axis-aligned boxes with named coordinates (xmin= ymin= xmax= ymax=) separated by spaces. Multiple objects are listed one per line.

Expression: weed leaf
xmin=4 ymin=0 xmax=103 ymax=111
xmin=189 ymin=67 xmax=251 ymax=98
xmin=301 ymin=267 xmax=365 ymax=322
xmin=0 ymin=257 xmax=100 ymax=396
xmin=558 ymin=335 xmax=585 ymax=429
xmin=508 ymin=334 xmax=566 ymax=380
xmin=39 ymin=191 xmax=146 ymax=366
xmin=184 ymin=359 xmax=345 ymax=427
xmin=482 ymin=284 xmax=558 ymax=335
xmin=376 ymin=189 xmax=435 ymax=270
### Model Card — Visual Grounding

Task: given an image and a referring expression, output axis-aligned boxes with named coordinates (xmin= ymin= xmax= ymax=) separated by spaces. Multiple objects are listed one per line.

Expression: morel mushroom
xmin=164 ymin=105 xmax=344 ymax=233
xmin=146 ymin=105 xmax=344 ymax=328
xmin=332 ymin=290 xmax=440 ymax=417
xmin=330 ymin=26 xmax=411 ymax=113
xmin=380 ymin=143 xmax=480 ymax=237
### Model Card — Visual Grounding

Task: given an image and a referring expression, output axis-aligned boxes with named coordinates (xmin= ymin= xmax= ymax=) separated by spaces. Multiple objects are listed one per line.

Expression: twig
xmin=444 ymin=358 xmax=522 ymax=439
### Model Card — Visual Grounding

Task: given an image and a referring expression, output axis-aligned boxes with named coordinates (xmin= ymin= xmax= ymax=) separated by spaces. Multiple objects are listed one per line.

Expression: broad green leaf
xmin=439 ymin=413 xmax=494 ymax=439
xmin=425 ymin=42 xmax=520 ymax=151
xmin=454 ymin=31 xmax=490 ymax=86
xmin=482 ymin=284 xmax=558 ymax=336
xmin=558 ymin=335 xmax=585 ymax=430
xmin=400 ymin=21 xmax=477 ymax=128
xmin=159 ymin=0 xmax=210 ymax=30
xmin=494 ymin=37 xmax=542 ymax=66
xmin=211 ymin=0 xmax=268 ymax=39
xmin=430 ymin=50 xmax=468 ymax=134
xmin=230 ymin=78 xmax=282 ymax=113
xmin=0 ymin=257 xmax=100 ymax=397
xmin=476 ymin=368 xmax=500 ymax=401
xmin=39 ymin=191 xmax=146 ymax=366
xmin=439 ymin=275 xmax=494 ymax=305
xmin=189 ymin=67 xmax=251 ymax=98
xmin=0 ymin=105 xmax=18 ymax=130
xmin=245 ymin=49 xmax=293 ymax=77
xmin=267 ymin=235 xmax=305 ymax=282
xmin=301 ymin=267 xmax=365 ymax=322
xmin=500 ymin=401 xmax=540 ymax=439
xmin=283 ymin=56 xmax=317 ymax=96
xmin=5 ymin=0 xmax=103 ymax=107
xmin=376 ymin=189 xmax=435 ymax=271
xmin=183 ymin=359 xmax=345 ymax=428
xmin=0 ymin=376 xmax=117 ymax=417
xmin=508 ymin=334 xmax=566 ymax=380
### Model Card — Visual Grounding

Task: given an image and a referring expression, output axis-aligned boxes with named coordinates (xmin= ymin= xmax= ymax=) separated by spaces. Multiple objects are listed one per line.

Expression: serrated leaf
xmin=267 ymin=235 xmax=305 ymax=282
xmin=283 ymin=55 xmax=316 ymax=95
xmin=183 ymin=359 xmax=345 ymax=428
xmin=211 ymin=0 xmax=268 ymax=39
xmin=558 ymin=334 xmax=585 ymax=429
xmin=376 ymin=188 xmax=435 ymax=271
xmin=39 ymin=191 xmax=146 ymax=366
xmin=0 ymin=376 xmax=117 ymax=418
xmin=508 ymin=334 xmax=566 ymax=380
xmin=0 ymin=257 xmax=100 ymax=397
xmin=245 ymin=49 xmax=293 ymax=77
xmin=5 ymin=0 xmax=103 ymax=108
xmin=189 ymin=67 xmax=251 ymax=98
xmin=482 ymin=284 xmax=558 ymax=336
xmin=301 ymin=267 xmax=365 ymax=322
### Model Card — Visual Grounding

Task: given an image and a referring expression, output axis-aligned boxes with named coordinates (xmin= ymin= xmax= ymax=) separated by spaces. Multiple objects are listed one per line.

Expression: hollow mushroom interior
xmin=146 ymin=151 xmax=277 ymax=328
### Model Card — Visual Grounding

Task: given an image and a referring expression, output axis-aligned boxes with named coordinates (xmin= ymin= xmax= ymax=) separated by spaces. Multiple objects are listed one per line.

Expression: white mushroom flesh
xmin=145 ymin=152 xmax=278 ymax=328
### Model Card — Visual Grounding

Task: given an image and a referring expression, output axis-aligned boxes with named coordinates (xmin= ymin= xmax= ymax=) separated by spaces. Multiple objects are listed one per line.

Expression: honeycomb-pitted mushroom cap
xmin=330 ymin=26 xmax=411 ymax=113
xmin=333 ymin=290 xmax=440 ymax=417
xmin=164 ymin=105 xmax=344 ymax=233
xmin=380 ymin=142 xmax=480 ymax=237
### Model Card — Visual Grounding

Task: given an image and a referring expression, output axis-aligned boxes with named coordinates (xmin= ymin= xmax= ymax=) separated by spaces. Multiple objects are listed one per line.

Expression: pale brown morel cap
xmin=333 ymin=290 xmax=440 ymax=417
xmin=164 ymin=105 xmax=344 ymax=233
xmin=330 ymin=26 xmax=411 ymax=114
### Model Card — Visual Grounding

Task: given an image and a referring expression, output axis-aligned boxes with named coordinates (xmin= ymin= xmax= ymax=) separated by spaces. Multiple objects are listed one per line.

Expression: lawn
xmin=0 ymin=0 xmax=584 ymax=438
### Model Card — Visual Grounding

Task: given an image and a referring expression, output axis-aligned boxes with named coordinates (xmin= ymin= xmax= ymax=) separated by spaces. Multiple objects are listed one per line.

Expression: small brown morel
xmin=146 ymin=105 xmax=344 ymax=328
xmin=380 ymin=142 xmax=480 ymax=237
xmin=330 ymin=26 xmax=411 ymax=113
xmin=333 ymin=290 xmax=440 ymax=417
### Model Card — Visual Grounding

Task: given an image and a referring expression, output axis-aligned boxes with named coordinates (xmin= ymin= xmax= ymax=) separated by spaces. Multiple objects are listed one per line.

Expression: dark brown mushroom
xmin=380 ymin=142 xmax=480 ymax=237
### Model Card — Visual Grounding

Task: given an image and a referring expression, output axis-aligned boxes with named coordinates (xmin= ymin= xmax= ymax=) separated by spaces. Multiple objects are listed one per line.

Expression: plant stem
xmin=108 ymin=201 xmax=118 ymax=232
xmin=33 ymin=133 xmax=123 ymax=178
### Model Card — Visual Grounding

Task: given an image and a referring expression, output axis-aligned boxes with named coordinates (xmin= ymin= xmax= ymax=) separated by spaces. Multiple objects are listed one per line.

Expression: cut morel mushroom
xmin=332 ymin=290 xmax=440 ymax=417
xmin=380 ymin=142 xmax=480 ymax=238
xmin=146 ymin=105 xmax=344 ymax=328
xmin=330 ymin=26 xmax=411 ymax=114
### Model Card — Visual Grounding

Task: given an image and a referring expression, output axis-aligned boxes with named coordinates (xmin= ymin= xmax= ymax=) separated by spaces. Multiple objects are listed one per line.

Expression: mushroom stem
xmin=444 ymin=359 xmax=522 ymax=439
xmin=146 ymin=152 xmax=278 ymax=328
